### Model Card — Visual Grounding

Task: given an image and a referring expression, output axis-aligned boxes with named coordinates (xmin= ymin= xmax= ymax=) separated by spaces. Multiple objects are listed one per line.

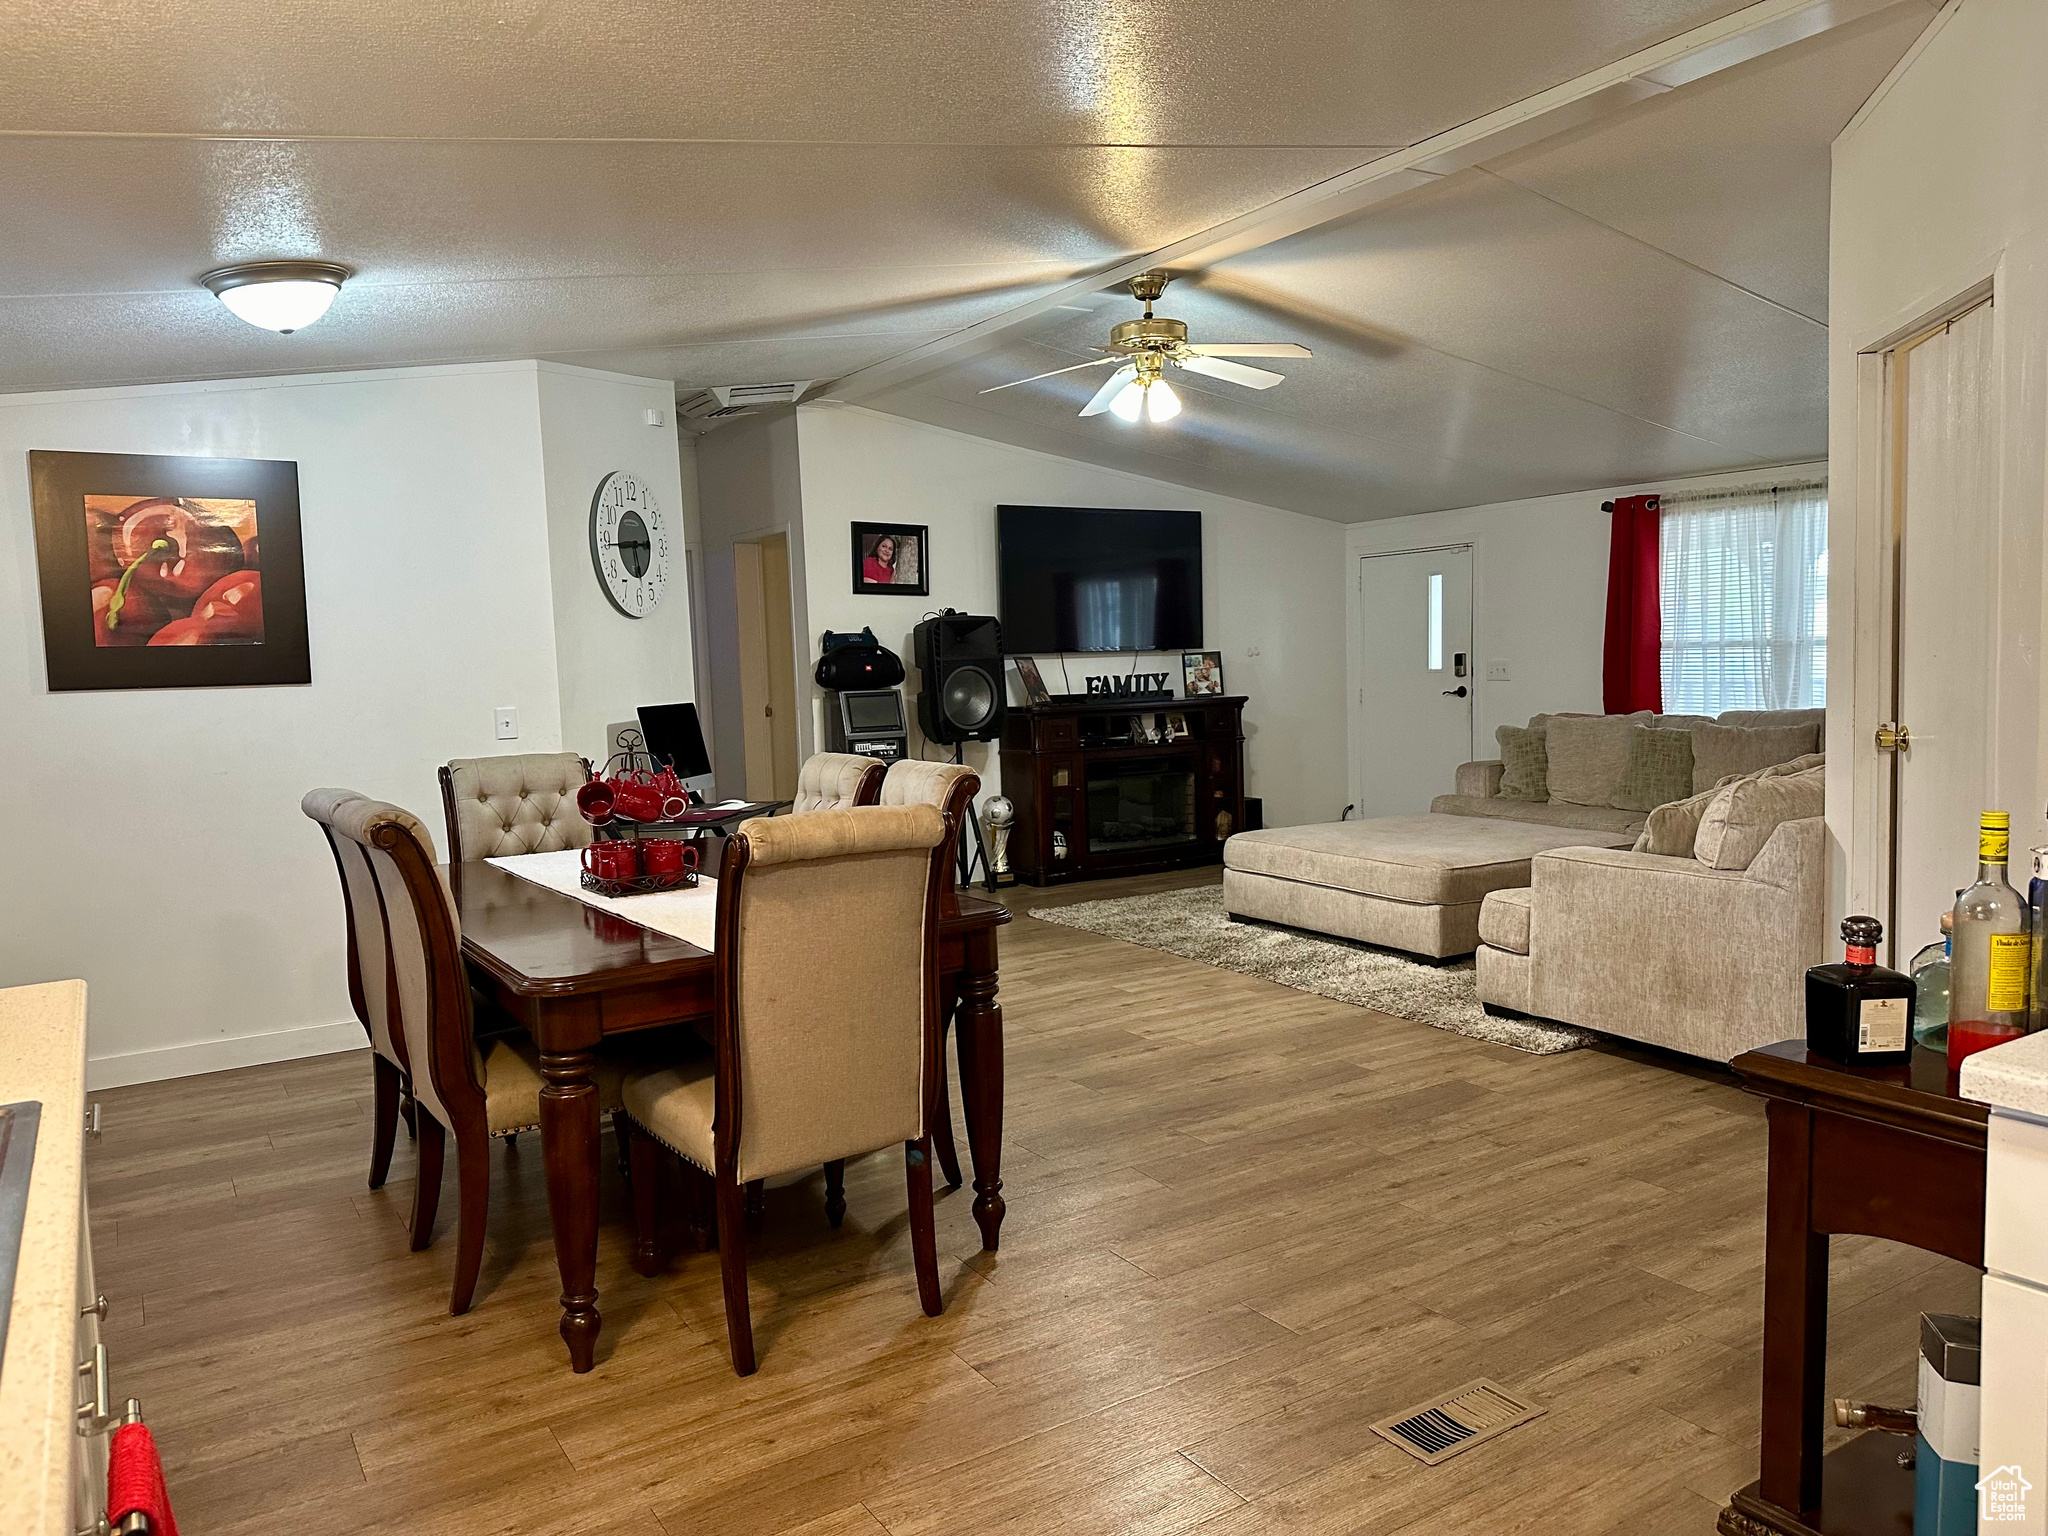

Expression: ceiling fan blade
xmin=979 ymin=357 xmax=1120 ymax=394
xmin=1178 ymin=355 xmax=1285 ymax=390
xmin=1185 ymin=343 xmax=1312 ymax=358
xmin=1080 ymin=365 xmax=1138 ymax=417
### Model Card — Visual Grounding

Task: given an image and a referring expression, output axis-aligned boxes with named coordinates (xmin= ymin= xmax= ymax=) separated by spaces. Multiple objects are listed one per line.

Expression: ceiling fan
xmin=980 ymin=270 xmax=1311 ymax=424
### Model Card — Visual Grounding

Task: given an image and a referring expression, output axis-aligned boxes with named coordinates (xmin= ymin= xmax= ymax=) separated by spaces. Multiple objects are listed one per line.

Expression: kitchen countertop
xmin=0 ymin=981 xmax=87 ymax=1536
xmin=1959 ymin=1028 xmax=2048 ymax=1119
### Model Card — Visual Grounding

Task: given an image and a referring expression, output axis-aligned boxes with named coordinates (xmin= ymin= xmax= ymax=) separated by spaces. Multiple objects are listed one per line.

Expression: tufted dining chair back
xmin=439 ymin=752 xmax=595 ymax=862
xmin=791 ymin=752 xmax=886 ymax=813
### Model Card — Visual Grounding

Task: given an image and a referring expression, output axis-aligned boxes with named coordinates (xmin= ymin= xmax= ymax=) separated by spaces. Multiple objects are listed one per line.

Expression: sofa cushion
xmin=1695 ymin=765 xmax=1825 ymax=871
xmin=1690 ymin=721 xmax=1821 ymax=792
xmin=1633 ymin=783 xmax=1725 ymax=856
xmin=1478 ymin=887 xmax=1532 ymax=955
xmin=1721 ymin=708 xmax=1826 ymax=752
xmin=1224 ymin=814 xmax=1632 ymax=906
xmin=1495 ymin=725 xmax=1549 ymax=801
xmin=1546 ymin=712 xmax=1651 ymax=806
xmin=1431 ymin=795 xmax=1647 ymax=835
xmin=1612 ymin=726 xmax=1695 ymax=812
xmin=1713 ymin=750 xmax=1825 ymax=791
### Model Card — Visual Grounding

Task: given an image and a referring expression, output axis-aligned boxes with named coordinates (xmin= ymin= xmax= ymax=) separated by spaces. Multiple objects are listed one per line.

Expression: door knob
xmin=1442 ymin=686 xmax=1468 ymax=698
xmin=1875 ymin=722 xmax=1910 ymax=753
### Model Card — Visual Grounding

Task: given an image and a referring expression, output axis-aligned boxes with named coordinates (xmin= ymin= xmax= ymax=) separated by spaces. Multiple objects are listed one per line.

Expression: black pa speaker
xmin=914 ymin=611 xmax=1005 ymax=745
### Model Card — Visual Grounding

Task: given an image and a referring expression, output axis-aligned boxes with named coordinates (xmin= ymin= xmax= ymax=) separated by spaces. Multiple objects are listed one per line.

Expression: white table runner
xmin=488 ymin=849 xmax=720 ymax=951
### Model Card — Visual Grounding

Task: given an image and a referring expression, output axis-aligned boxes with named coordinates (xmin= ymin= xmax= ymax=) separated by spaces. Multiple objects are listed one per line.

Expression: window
xmin=1659 ymin=481 xmax=1827 ymax=714
xmin=1426 ymin=571 xmax=1445 ymax=671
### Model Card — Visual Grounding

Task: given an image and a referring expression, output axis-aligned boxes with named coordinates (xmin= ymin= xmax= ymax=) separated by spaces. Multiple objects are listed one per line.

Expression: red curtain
xmin=1602 ymin=494 xmax=1663 ymax=714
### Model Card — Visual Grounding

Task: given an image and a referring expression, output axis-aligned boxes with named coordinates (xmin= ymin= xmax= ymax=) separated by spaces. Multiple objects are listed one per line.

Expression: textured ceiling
xmin=860 ymin=2 xmax=1935 ymax=519
xmin=0 ymin=0 xmax=1932 ymax=518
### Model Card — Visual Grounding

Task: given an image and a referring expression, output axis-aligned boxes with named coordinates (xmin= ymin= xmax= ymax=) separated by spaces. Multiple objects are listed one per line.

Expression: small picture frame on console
xmin=851 ymin=521 xmax=929 ymax=596
xmin=1012 ymin=654 xmax=1052 ymax=707
xmin=1182 ymin=650 xmax=1224 ymax=696
xmin=1165 ymin=712 xmax=1189 ymax=740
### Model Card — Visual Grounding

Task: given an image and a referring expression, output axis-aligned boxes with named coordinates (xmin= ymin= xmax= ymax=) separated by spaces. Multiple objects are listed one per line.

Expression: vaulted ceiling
xmin=1 ymin=0 xmax=1934 ymax=519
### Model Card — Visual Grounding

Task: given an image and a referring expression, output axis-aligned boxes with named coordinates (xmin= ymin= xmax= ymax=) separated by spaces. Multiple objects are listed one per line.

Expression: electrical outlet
xmin=1486 ymin=662 xmax=1511 ymax=682
xmin=494 ymin=707 xmax=519 ymax=740
xmin=1246 ymin=646 xmax=1262 ymax=658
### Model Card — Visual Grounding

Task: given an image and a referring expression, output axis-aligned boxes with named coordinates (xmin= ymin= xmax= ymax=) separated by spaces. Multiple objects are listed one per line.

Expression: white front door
xmin=1890 ymin=298 xmax=1998 ymax=956
xmin=1355 ymin=546 xmax=1474 ymax=817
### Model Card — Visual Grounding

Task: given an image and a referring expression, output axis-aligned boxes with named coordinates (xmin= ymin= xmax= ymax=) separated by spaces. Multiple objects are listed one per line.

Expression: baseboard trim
xmin=87 ymin=1020 xmax=367 ymax=1091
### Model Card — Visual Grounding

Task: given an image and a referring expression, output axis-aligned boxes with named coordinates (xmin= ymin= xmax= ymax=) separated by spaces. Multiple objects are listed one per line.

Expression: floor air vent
xmin=1370 ymin=1379 xmax=1545 ymax=1466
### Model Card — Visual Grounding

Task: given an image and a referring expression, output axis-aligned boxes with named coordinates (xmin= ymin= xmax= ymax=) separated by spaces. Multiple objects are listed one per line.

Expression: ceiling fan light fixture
xmin=1145 ymin=379 xmax=1181 ymax=423
xmin=200 ymin=260 xmax=351 ymax=333
xmin=1109 ymin=379 xmax=1146 ymax=423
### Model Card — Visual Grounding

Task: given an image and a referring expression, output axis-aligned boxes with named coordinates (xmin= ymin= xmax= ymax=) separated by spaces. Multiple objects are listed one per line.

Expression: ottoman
xmin=1222 ymin=813 xmax=1632 ymax=959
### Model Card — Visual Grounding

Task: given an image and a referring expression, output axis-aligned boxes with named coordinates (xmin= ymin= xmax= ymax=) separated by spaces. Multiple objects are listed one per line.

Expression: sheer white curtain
xmin=1659 ymin=481 xmax=1828 ymax=714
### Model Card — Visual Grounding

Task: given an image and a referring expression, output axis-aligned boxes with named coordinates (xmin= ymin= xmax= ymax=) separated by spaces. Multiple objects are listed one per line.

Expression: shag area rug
xmin=1030 ymin=885 xmax=1596 ymax=1056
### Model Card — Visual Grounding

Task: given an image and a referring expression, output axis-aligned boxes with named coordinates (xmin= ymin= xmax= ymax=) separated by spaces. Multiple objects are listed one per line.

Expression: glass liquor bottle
xmin=1910 ymin=910 xmax=1952 ymax=1050
xmin=1807 ymin=915 xmax=1915 ymax=1067
xmin=2031 ymin=845 xmax=2048 ymax=1037
xmin=1950 ymin=810 xmax=2029 ymax=1070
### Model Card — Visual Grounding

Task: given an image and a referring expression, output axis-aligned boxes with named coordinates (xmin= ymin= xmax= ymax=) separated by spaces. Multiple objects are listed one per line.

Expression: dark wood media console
xmin=1000 ymin=695 xmax=1246 ymax=886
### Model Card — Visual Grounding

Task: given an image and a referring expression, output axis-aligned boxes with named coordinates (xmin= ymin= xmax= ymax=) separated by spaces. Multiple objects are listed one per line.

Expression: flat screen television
xmin=996 ymin=505 xmax=1203 ymax=653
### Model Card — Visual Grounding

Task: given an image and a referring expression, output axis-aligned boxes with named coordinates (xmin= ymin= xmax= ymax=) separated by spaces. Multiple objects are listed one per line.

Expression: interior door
xmin=1888 ymin=297 xmax=1997 ymax=956
xmin=1355 ymin=546 xmax=1474 ymax=817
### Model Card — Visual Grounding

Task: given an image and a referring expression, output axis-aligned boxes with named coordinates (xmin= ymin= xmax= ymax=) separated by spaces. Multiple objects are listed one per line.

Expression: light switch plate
xmin=494 ymin=707 xmax=519 ymax=740
xmin=1486 ymin=662 xmax=1511 ymax=682
xmin=644 ymin=408 xmax=666 ymax=426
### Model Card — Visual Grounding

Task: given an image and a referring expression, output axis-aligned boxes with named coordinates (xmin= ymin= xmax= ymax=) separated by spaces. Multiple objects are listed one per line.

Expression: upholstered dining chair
xmin=438 ymin=752 xmax=596 ymax=862
xmin=791 ymin=752 xmax=885 ymax=813
xmin=621 ymin=803 xmax=953 ymax=1375
xmin=878 ymin=759 xmax=980 ymax=1187
xmin=309 ymin=789 xmax=640 ymax=1314
xmin=303 ymin=789 xmax=415 ymax=1188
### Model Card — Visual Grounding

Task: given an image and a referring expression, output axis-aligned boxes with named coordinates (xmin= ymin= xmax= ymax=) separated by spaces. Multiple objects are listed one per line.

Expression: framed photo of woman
xmin=851 ymin=522 xmax=929 ymax=596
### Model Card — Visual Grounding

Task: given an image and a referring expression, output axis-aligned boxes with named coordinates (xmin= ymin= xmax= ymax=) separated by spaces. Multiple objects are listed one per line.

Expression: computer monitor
xmin=635 ymin=702 xmax=714 ymax=793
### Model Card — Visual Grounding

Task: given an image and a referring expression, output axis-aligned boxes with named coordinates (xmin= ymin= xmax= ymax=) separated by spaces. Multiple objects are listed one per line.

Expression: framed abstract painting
xmin=29 ymin=450 xmax=311 ymax=691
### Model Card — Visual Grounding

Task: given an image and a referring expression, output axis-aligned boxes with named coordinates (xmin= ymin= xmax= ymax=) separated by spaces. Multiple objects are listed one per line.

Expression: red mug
xmin=644 ymin=839 xmax=690 ymax=880
xmin=582 ymin=839 xmax=639 ymax=882
xmin=611 ymin=774 xmax=667 ymax=822
xmin=575 ymin=778 xmax=616 ymax=823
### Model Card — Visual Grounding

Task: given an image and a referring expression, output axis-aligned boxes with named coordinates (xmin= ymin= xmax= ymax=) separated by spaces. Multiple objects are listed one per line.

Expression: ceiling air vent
xmin=677 ymin=382 xmax=816 ymax=423
xmin=1370 ymin=1379 xmax=1545 ymax=1466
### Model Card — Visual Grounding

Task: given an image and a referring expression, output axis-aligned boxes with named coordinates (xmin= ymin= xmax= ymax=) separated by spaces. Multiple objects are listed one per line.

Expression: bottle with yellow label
xmin=1950 ymin=811 xmax=2029 ymax=1070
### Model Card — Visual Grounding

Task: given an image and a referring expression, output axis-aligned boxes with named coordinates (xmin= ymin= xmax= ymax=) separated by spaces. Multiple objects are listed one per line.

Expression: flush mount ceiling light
xmin=199 ymin=260 xmax=352 ymax=333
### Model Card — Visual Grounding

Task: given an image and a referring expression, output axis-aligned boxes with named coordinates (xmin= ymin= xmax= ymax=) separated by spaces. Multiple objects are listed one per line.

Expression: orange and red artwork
xmin=85 ymin=496 xmax=265 ymax=648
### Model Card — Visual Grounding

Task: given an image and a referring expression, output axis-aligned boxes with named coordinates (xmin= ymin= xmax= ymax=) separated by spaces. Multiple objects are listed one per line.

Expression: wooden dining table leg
xmin=951 ymin=929 xmax=1006 ymax=1251
xmin=537 ymin=1000 xmax=605 ymax=1373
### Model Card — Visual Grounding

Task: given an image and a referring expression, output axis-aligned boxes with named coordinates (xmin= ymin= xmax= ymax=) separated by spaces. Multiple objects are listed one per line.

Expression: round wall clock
xmin=588 ymin=470 xmax=670 ymax=618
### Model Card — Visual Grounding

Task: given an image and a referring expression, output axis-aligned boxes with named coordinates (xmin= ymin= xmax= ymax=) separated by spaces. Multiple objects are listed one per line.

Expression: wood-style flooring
xmin=86 ymin=868 xmax=1977 ymax=1535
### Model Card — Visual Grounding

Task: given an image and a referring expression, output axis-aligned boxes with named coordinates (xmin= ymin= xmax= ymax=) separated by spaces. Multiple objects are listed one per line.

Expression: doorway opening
xmin=733 ymin=531 xmax=799 ymax=802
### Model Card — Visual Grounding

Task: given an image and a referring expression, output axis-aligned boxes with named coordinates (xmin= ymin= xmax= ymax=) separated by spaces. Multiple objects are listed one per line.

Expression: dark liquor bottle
xmin=1807 ymin=915 xmax=1915 ymax=1066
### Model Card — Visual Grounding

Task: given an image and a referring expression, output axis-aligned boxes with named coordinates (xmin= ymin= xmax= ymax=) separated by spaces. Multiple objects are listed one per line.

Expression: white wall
xmin=790 ymin=405 xmax=1351 ymax=828
xmin=0 ymin=360 xmax=695 ymax=1086
xmin=1343 ymin=460 xmax=1826 ymax=809
xmin=1829 ymin=0 xmax=2048 ymax=925
xmin=536 ymin=363 xmax=695 ymax=759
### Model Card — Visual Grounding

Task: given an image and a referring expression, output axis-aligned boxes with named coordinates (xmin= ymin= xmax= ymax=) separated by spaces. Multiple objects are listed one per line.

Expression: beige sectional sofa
xmin=1222 ymin=706 xmax=1828 ymax=1061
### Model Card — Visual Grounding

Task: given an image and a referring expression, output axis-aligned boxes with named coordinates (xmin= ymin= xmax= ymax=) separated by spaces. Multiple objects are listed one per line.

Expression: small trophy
xmin=984 ymin=795 xmax=1015 ymax=877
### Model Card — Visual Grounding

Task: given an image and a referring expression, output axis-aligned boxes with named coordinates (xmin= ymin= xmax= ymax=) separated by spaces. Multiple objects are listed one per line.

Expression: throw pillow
xmin=1694 ymin=766 xmax=1825 ymax=871
xmin=1612 ymin=726 xmax=1696 ymax=812
xmin=1690 ymin=721 xmax=1822 ymax=793
xmin=1713 ymin=750 xmax=1825 ymax=791
xmin=1496 ymin=725 xmax=1549 ymax=801
xmin=1633 ymin=783 xmax=1724 ymax=856
xmin=1545 ymin=712 xmax=1651 ymax=807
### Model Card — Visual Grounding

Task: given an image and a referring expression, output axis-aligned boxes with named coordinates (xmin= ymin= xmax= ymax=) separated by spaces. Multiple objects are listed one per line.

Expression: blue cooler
xmin=1915 ymin=1312 xmax=1979 ymax=1536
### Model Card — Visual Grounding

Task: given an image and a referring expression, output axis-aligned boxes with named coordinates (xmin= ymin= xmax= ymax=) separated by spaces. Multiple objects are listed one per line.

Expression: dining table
xmin=448 ymin=843 xmax=1011 ymax=1372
